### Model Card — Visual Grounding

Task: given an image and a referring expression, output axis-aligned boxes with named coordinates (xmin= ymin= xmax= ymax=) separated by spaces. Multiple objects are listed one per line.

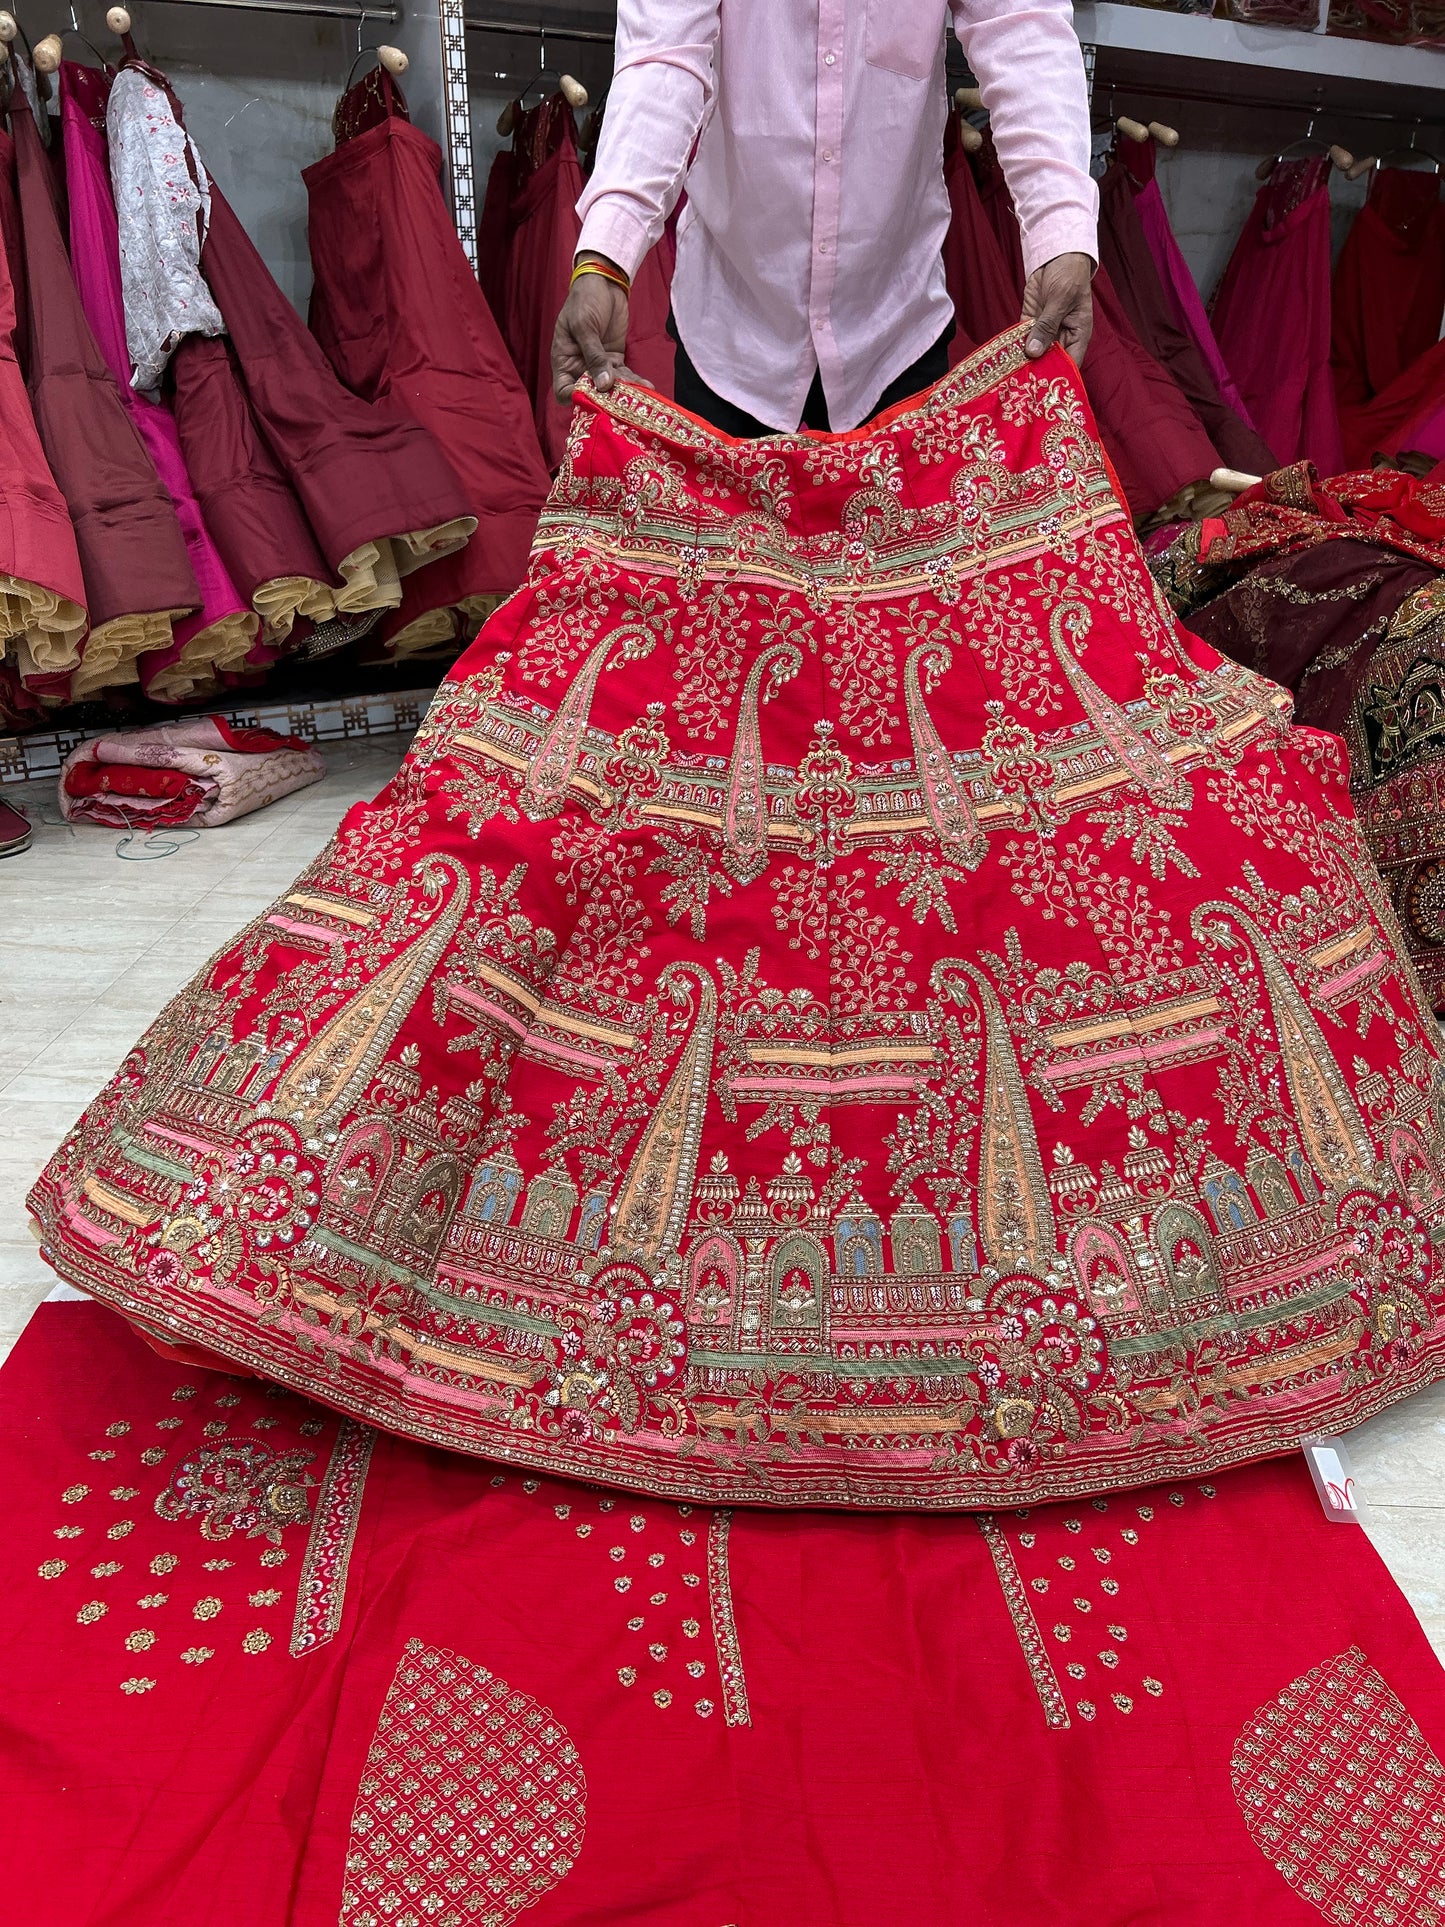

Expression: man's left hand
xmin=1021 ymin=252 xmax=1094 ymax=366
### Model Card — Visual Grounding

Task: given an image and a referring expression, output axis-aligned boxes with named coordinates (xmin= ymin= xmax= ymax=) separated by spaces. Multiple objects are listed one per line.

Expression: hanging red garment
xmin=1098 ymin=154 xmax=1277 ymax=476
xmin=167 ymin=336 xmax=334 ymax=655
xmin=60 ymin=62 xmax=254 ymax=704
xmin=115 ymin=59 xmax=475 ymax=626
xmin=476 ymin=143 xmax=514 ymax=334
xmin=29 ymin=329 xmax=1445 ymax=1507
xmin=623 ymin=239 xmax=677 ymax=401
xmin=968 ymin=125 xmax=1027 ymax=296
xmin=10 ymin=1296 xmax=1445 ymax=1926
xmin=1212 ymin=156 xmax=1345 ymax=473
xmin=0 ymin=125 xmax=85 ymax=687
xmin=1119 ymin=135 xmax=1260 ymax=435
xmin=942 ymin=113 xmax=1018 ymax=359
xmin=1333 ymin=167 xmax=1445 ymax=429
xmin=502 ymin=93 xmax=585 ymax=469
xmin=305 ymin=90 xmax=550 ymax=658
xmin=10 ymin=99 xmax=197 ymax=702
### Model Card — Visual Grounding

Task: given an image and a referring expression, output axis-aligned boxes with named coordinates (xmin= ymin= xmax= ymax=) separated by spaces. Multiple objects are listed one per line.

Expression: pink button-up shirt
xmin=576 ymin=0 xmax=1098 ymax=432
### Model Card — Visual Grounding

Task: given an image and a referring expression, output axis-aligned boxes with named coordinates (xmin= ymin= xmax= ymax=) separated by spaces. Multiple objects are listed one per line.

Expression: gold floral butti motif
xmin=342 ymin=1639 xmax=586 ymax=1927
xmin=26 ymin=327 xmax=1445 ymax=1505
xmin=1232 ymin=1645 xmax=1445 ymax=1925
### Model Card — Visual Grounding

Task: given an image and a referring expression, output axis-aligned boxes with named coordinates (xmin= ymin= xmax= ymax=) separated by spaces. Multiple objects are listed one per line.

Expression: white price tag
xmin=1302 ymin=1439 xmax=1361 ymax=1523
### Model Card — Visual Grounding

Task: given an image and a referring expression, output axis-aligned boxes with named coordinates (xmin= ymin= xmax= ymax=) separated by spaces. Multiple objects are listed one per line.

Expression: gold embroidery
xmin=1232 ymin=1645 xmax=1445 ymax=1926
xmin=706 ymin=1510 xmax=751 ymax=1729
xmin=978 ymin=1516 xmax=1070 ymax=1730
xmin=340 ymin=1639 xmax=586 ymax=1927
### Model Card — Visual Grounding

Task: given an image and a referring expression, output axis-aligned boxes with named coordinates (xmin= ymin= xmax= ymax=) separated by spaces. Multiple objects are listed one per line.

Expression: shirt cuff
xmin=1020 ymin=212 xmax=1100 ymax=282
xmin=575 ymin=201 xmax=654 ymax=283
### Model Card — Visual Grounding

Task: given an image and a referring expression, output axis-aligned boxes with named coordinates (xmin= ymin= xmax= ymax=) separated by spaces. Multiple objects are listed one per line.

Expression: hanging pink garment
xmin=1119 ymin=136 xmax=1259 ymax=434
xmin=60 ymin=63 xmax=254 ymax=703
xmin=1212 ymin=157 xmax=1345 ymax=473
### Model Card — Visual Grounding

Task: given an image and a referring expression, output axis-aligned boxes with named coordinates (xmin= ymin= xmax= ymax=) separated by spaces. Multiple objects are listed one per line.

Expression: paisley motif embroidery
xmin=27 ymin=329 xmax=1445 ymax=1508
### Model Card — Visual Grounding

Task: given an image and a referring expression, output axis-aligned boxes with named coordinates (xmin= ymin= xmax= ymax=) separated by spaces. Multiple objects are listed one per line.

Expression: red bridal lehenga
xmin=27 ymin=328 xmax=1445 ymax=1510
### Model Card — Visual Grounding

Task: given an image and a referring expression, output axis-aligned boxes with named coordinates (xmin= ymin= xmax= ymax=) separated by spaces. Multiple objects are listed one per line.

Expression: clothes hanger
xmin=32 ymin=3 xmax=114 ymax=76
xmin=1353 ymin=127 xmax=1445 ymax=179
xmin=1254 ymin=112 xmax=1353 ymax=181
xmin=951 ymin=85 xmax=983 ymax=153
xmin=495 ymin=29 xmax=586 ymax=138
xmin=340 ymin=10 xmax=409 ymax=101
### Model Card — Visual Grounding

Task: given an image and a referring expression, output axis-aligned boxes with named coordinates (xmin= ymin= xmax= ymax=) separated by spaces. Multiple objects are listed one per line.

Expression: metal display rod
xmin=144 ymin=0 xmax=401 ymax=22
xmin=464 ymin=13 xmax=613 ymax=42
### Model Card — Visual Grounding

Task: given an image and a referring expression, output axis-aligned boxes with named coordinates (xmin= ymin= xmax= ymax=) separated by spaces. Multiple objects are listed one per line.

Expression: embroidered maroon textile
xmin=305 ymin=114 xmax=550 ymax=626
xmin=11 ymin=101 xmax=197 ymax=689
xmin=1212 ymin=158 xmax=1345 ymax=473
xmin=8 ymin=1298 xmax=1445 ymax=1926
xmin=28 ymin=333 xmax=1445 ymax=1508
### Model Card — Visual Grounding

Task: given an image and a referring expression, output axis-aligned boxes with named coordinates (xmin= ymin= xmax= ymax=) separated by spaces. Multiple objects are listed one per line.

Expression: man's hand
xmin=1021 ymin=252 xmax=1094 ymax=366
xmin=552 ymin=254 xmax=633 ymax=403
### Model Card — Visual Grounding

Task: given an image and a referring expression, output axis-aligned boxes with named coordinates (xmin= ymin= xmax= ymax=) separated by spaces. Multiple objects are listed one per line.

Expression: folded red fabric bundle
xmin=59 ymin=716 xmax=325 ymax=829
xmin=5 ymin=1299 xmax=1445 ymax=1927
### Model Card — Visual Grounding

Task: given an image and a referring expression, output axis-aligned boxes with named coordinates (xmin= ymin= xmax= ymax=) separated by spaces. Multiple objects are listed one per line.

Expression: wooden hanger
xmin=496 ymin=30 xmax=586 ymax=137
xmin=1255 ymin=114 xmax=1353 ymax=181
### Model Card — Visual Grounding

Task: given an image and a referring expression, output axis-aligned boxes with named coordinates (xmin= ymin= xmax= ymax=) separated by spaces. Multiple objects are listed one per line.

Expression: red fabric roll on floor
xmin=305 ymin=106 xmax=550 ymax=633
xmin=11 ymin=100 xmax=197 ymax=699
xmin=5 ymin=1297 xmax=1445 ymax=1926
xmin=1212 ymin=157 xmax=1345 ymax=474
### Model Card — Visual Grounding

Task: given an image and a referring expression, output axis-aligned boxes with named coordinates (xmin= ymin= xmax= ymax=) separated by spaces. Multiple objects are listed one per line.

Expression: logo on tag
xmin=1302 ymin=1439 xmax=1361 ymax=1522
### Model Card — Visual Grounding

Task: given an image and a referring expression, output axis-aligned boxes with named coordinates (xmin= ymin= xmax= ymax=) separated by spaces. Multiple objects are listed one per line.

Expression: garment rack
xmin=1097 ymin=73 xmax=1445 ymax=131
xmin=463 ymin=14 xmax=613 ymax=42
xmin=142 ymin=0 xmax=400 ymax=23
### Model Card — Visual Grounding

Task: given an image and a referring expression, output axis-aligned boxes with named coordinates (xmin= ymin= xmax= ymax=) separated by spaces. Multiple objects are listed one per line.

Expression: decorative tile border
xmin=440 ymin=0 xmax=479 ymax=274
xmin=0 ymin=687 xmax=439 ymax=787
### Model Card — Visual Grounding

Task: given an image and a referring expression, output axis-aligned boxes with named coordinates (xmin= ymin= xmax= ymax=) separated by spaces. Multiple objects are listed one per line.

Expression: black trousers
xmin=670 ymin=323 xmax=954 ymax=438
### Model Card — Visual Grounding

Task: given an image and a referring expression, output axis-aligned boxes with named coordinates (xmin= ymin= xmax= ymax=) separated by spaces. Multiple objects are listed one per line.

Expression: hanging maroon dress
xmin=476 ymin=143 xmax=515 ymax=335
xmin=956 ymin=134 xmax=1219 ymax=519
xmin=1333 ymin=167 xmax=1445 ymax=466
xmin=11 ymin=100 xmax=197 ymax=701
xmin=501 ymin=94 xmax=585 ymax=469
xmin=305 ymin=83 xmax=550 ymax=655
xmin=0 ymin=124 xmax=86 ymax=688
xmin=942 ymin=113 xmax=1019 ymax=358
xmin=1098 ymin=155 xmax=1277 ymax=476
xmin=1212 ymin=157 xmax=1345 ymax=474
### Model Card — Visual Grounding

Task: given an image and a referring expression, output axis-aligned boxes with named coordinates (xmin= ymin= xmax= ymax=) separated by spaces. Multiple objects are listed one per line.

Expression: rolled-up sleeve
xmin=575 ymin=0 xmax=722 ymax=279
xmin=949 ymin=0 xmax=1099 ymax=278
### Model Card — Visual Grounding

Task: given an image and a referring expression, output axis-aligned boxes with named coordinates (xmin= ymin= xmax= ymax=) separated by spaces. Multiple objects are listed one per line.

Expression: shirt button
xmin=823 ymin=149 xmax=834 ymax=162
xmin=818 ymin=239 xmax=830 ymax=253
xmin=824 ymin=51 xmax=836 ymax=64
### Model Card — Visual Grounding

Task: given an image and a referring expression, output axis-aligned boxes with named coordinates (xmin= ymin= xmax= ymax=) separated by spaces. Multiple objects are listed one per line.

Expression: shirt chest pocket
xmin=864 ymin=0 xmax=946 ymax=81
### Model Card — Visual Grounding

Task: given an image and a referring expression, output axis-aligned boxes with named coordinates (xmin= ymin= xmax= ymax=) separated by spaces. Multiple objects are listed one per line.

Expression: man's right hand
xmin=552 ymin=254 xmax=633 ymax=403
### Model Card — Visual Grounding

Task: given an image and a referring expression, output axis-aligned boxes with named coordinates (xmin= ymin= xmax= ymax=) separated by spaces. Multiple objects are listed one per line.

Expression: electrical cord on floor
xmin=35 ymin=803 xmax=202 ymax=860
